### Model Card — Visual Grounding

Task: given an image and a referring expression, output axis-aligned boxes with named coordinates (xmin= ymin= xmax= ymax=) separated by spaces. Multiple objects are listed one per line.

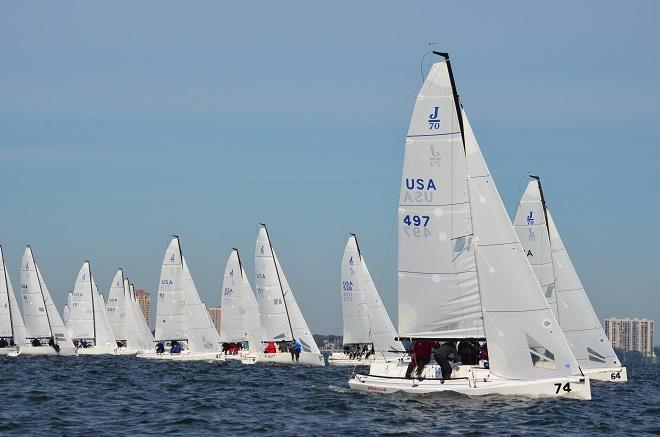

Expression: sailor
xmin=264 ymin=341 xmax=276 ymax=354
xmin=32 ymin=338 xmax=41 ymax=347
xmin=48 ymin=336 xmax=55 ymax=347
xmin=457 ymin=340 xmax=479 ymax=365
xmin=0 ymin=338 xmax=8 ymax=348
xmin=170 ymin=340 xmax=182 ymax=354
xmin=433 ymin=341 xmax=458 ymax=380
xmin=290 ymin=339 xmax=302 ymax=362
xmin=405 ymin=340 xmax=438 ymax=379
xmin=155 ymin=342 xmax=165 ymax=354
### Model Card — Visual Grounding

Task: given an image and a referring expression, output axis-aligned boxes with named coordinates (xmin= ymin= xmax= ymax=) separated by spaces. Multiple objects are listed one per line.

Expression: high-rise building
xmin=133 ymin=289 xmax=151 ymax=325
xmin=605 ymin=318 xmax=655 ymax=357
xmin=208 ymin=307 xmax=221 ymax=335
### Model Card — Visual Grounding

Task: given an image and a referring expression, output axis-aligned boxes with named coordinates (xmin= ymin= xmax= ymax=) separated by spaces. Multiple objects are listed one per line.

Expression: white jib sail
xmin=255 ymin=225 xmax=320 ymax=354
xmin=398 ymin=61 xmax=483 ymax=339
xmin=20 ymin=247 xmax=74 ymax=350
xmin=221 ymin=250 xmax=262 ymax=351
xmin=155 ymin=237 xmax=187 ymax=342
xmin=361 ymin=257 xmax=405 ymax=358
xmin=0 ymin=246 xmax=27 ymax=345
xmin=462 ymin=106 xmax=581 ymax=380
xmin=126 ymin=280 xmax=154 ymax=349
xmin=514 ymin=179 xmax=620 ymax=369
xmin=63 ymin=304 xmax=69 ymax=329
xmin=106 ymin=269 xmax=128 ymax=341
xmin=340 ymin=236 xmax=371 ymax=344
xmin=91 ymin=275 xmax=116 ymax=347
xmin=182 ymin=256 xmax=221 ymax=353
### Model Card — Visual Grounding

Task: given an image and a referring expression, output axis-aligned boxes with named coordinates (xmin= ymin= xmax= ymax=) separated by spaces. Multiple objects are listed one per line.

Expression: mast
xmin=529 ymin=175 xmax=559 ymax=322
xmin=260 ymin=224 xmax=295 ymax=341
xmin=0 ymin=246 xmax=14 ymax=340
xmin=433 ymin=51 xmax=465 ymax=148
xmin=30 ymin=246 xmax=53 ymax=338
xmin=87 ymin=261 xmax=97 ymax=343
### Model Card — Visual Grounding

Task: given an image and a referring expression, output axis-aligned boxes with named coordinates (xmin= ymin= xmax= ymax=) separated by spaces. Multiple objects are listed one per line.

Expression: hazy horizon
xmin=1 ymin=1 xmax=658 ymax=341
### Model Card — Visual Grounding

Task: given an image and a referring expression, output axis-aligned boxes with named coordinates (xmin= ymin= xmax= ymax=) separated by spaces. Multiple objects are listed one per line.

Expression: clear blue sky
xmin=1 ymin=1 xmax=658 ymax=338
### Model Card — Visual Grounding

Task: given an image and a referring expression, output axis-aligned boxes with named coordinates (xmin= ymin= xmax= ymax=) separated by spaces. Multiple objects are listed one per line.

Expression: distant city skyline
xmin=1 ymin=2 xmax=658 ymax=340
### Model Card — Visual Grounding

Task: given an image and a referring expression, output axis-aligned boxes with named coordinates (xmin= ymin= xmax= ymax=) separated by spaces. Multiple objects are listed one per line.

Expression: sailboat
xmin=0 ymin=245 xmax=28 ymax=355
xmin=254 ymin=224 xmax=325 ymax=366
xmin=106 ymin=269 xmax=154 ymax=354
xmin=138 ymin=236 xmax=223 ymax=361
xmin=513 ymin=176 xmax=627 ymax=382
xmin=220 ymin=249 xmax=261 ymax=364
xmin=20 ymin=246 xmax=76 ymax=356
xmin=329 ymin=235 xmax=405 ymax=366
xmin=348 ymin=53 xmax=590 ymax=399
xmin=67 ymin=261 xmax=118 ymax=355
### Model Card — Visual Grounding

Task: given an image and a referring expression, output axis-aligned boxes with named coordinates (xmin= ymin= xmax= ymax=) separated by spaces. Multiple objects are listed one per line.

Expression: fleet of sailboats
xmin=0 ymin=52 xmax=632 ymax=401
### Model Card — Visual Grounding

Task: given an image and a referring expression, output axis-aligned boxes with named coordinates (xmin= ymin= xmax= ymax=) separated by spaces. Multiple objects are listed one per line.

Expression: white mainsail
xmin=220 ymin=249 xmax=262 ymax=350
xmin=68 ymin=262 xmax=116 ymax=347
xmin=154 ymin=237 xmax=187 ymax=342
xmin=20 ymin=246 xmax=74 ymax=351
xmin=0 ymin=246 xmax=27 ymax=345
xmin=63 ymin=304 xmax=70 ymax=329
xmin=340 ymin=236 xmax=371 ymax=345
xmin=397 ymin=61 xmax=482 ymax=339
xmin=514 ymin=178 xmax=621 ymax=370
xmin=255 ymin=225 xmax=321 ymax=355
xmin=106 ymin=269 xmax=127 ymax=341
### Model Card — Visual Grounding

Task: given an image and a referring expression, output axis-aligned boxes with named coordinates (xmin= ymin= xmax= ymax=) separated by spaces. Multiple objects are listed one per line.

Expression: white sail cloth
xmin=20 ymin=247 xmax=75 ymax=351
xmin=342 ymin=235 xmax=404 ymax=358
xmin=220 ymin=250 xmax=262 ymax=351
xmin=155 ymin=238 xmax=187 ymax=341
xmin=255 ymin=226 xmax=320 ymax=355
xmin=127 ymin=281 xmax=154 ymax=348
xmin=397 ymin=62 xmax=482 ymax=339
xmin=397 ymin=59 xmax=581 ymax=381
xmin=67 ymin=262 xmax=116 ymax=347
xmin=107 ymin=269 xmax=154 ymax=350
xmin=0 ymin=246 xmax=27 ymax=345
xmin=154 ymin=237 xmax=220 ymax=353
xmin=514 ymin=179 xmax=621 ymax=369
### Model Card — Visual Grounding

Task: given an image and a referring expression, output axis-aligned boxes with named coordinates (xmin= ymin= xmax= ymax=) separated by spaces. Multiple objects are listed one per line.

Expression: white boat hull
xmin=328 ymin=352 xmax=386 ymax=366
xmin=582 ymin=366 xmax=628 ymax=382
xmin=349 ymin=362 xmax=591 ymax=400
xmin=256 ymin=351 xmax=325 ymax=366
xmin=137 ymin=351 xmax=225 ymax=362
xmin=76 ymin=346 xmax=118 ymax=355
xmin=16 ymin=345 xmax=76 ymax=357
xmin=0 ymin=347 xmax=19 ymax=356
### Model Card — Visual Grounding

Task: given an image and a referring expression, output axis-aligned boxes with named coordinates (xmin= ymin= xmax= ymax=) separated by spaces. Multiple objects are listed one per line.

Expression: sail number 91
xmin=403 ymin=215 xmax=430 ymax=227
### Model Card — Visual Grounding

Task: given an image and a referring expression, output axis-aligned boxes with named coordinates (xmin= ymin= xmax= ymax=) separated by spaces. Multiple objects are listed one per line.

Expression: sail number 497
xmin=403 ymin=215 xmax=430 ymax=227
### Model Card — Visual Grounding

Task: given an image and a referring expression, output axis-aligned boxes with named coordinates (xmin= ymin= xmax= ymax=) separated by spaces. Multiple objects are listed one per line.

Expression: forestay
xmin=0 ymin=246 xmax=27 ymax=345
xmin=155 ymin=237 xmax=187 ymax=342
xmin=398 ymin=61 xmax=483 ymax=339
xmin=20 ymin=247 xmax=74 ymax=350
xmin=462 ymin=107 xmax=581 ymax=380
xmin=514 ymin=179 xmax=620 ymax=369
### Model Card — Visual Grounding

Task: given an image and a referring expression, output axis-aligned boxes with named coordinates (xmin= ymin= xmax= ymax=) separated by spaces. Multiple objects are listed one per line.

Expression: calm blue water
xmin=1 ymin=356 xmax=657 ymax=436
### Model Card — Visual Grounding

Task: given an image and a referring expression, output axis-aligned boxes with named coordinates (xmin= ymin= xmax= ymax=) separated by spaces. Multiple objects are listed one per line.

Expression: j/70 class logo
xmin=428 ymin=106 xmax=440 ymax=130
